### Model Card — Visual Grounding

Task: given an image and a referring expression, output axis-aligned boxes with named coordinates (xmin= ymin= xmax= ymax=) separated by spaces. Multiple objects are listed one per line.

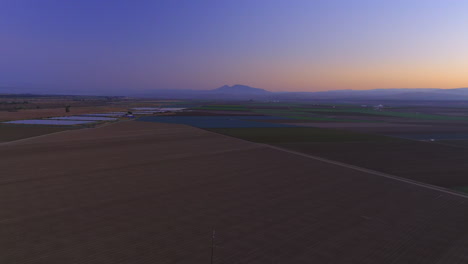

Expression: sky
xmin=1 ymin=0 xmax=468 ymax=94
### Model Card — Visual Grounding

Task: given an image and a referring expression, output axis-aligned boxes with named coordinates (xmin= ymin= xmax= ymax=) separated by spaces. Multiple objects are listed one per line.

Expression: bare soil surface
xmin=276 ymin=141 xmax=468 ymax=188
xmin=0 ymin=106 xmax=129 ymax=121
xmin=2 ymin=121 xmax=468 ymax=263
xmin=0 ymin=126 xmax=72 ymax=143
xmin=438 ymin=140 xmax=468 ymax=148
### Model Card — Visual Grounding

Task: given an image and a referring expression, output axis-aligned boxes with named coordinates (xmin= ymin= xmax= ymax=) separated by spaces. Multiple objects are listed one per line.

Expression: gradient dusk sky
xmin=1 ymin=0 xmax=467 ymax=93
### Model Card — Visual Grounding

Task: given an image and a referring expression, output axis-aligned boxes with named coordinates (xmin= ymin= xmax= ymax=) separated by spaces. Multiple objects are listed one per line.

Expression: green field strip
xmin=247 ymin=103 xmax=302 ymax=107
xmin=190 ymin=106 xmax=250 ymax=111
xmin=252 ymin=109 xmax=376 ymax=122
xmin=452 ymin=186 xmax=468 ymax=194
xmin=282 ymin=116 xmax=378 ymax=123
xmin=204 ymin=104 xmax=246 ymax=108
xmin=292 ymin=108 xmax=468 ymax=121
xmin=252 ymin=109 xmax=308 ymax=115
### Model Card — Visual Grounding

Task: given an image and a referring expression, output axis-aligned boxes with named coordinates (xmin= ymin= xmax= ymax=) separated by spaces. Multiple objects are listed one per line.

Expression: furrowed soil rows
xmin=2 ymin=121 xmax=468 ymax=263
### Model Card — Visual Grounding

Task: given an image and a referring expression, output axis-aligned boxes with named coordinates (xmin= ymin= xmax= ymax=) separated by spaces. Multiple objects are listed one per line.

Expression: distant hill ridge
xmin=212 ymin=84 xmax=271 ymax=94
xmin=3 ymin=85 xmax=468 ymax=100
xmin=204 ymin=85 xmax=468 ymax=100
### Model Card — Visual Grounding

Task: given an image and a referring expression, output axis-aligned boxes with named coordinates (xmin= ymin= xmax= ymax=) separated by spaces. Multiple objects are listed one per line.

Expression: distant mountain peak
xmin=213 ymin=84 xmax=270 ymax=94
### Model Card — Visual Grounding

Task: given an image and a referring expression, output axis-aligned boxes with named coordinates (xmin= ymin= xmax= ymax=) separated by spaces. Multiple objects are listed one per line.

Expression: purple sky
xmin=1 ymin=0 xmax=467 ymax=94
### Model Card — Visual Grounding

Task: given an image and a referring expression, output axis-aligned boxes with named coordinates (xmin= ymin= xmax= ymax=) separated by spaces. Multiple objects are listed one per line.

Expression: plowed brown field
xmin=0 ymin=106 xmax=128 ymax=121
xmin=275 ymin=141 xmax=468 ymax=188
xmin=2 ymin=121 xmax=468 ymax=263
xmin=0 ymin=126 xmax=71 ymax=143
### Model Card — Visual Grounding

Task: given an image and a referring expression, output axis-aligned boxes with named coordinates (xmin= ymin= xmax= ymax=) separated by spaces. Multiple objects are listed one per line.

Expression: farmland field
xmin=292 ymin=108 xmax=468 ymax=121
xmin=181 ymin=103 xmax=468 ymax=191
xmin=274 ymin=141 xmax=468 ymax=189
xmin=0 ymin=95 xmax=197 ymax=122
xmin=4 ymin=99 xmax=468 ymax=262
xmin=138 ymin=115 xmax=298 ymax=128
xmin=208 ymin=127 xmax=396 ymax=143
xmin=0 ymin=126 xmax=72 ymax=143
xmin=208 ymin=125 xmax=468 ymax=191
xmin=3 ymin=121 xmax=468 ymax=263
xmin=0 ymin=106 xmax=128 ymax=121
xmin=185 ymin=102 xmax=468 ymax=128
xmin=438 ymin=140 xmax=468 ymax=148
xmin=5 ymin=119 xmax=96 ymax=125
xmin=48 ymin=116 xmax=118 ymax=121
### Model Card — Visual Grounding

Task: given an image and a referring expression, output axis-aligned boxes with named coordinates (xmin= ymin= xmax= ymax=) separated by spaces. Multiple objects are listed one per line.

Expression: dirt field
xmin=0 ymin=106 xmax=129 ymax=121
xmin=3 ymin=121 xmax=468 ymax=263
xmin=0 ymin=126 xmax=72 ymax=143
xmin=208 ymin=127 xmax=395 ymax=143
xmin=274 ymin=141 xmax=468 ymax=189
xmin=207 ymin=126 xmax=468 ymax=189
xmin=438 ymin=140 xmax=468 ymax=148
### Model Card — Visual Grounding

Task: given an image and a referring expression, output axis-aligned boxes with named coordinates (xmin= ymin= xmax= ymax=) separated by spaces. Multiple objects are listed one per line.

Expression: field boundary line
xmin=263 ymin=144 xmax=468 ymax=199
xmin=200 ymin=127 xmax=468 ymax=199
xmin=0 ymin=129 xmax=74 ymax=147
xmin=0 ymin=120 xmax=129 ymax=147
